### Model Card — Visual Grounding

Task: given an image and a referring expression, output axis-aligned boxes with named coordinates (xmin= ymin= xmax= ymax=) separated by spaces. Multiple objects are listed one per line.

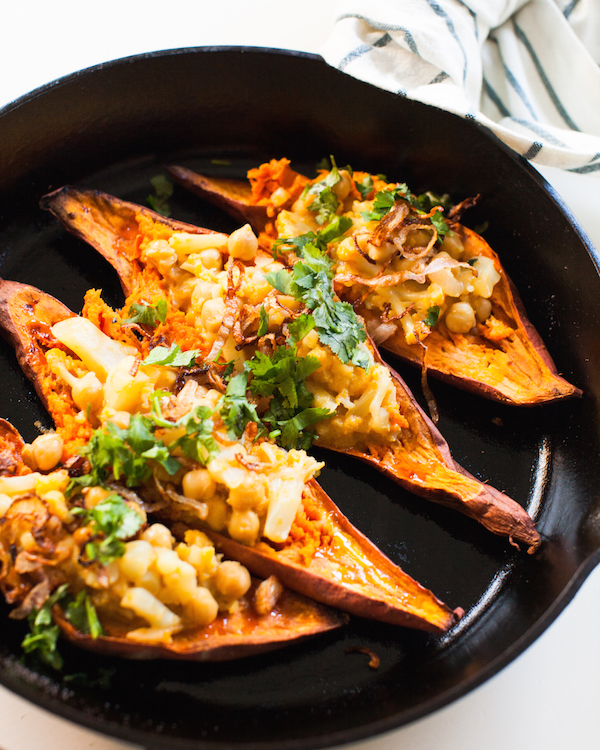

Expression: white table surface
xmin=1 ymin=2 xmax=599 ymax=749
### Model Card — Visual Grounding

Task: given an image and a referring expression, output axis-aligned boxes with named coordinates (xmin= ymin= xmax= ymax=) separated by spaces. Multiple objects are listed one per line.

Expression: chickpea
xmin=200 ymin=297 xmax=226 ymax=334
xmin=227 ymin=509 xmax=260 ymax=546
xmin=182 ymin=469 xmax=217 ymax=501
xmin=84 ymin=486 xmax=111 ymax=509
xmin=71 ymin=371 xmax=104 ymax=413
xmin=141 ymin=523 xmax=175 ymax=548
xmin=186 ymin=586 xmax=219 ymax=626
xmin=119 ymin=540 xmax=156 ymax=584
xmin=215 ymin=560 xmax=251 ymax=600
xmin=199 ymin=247 xmax=223 ymax=272
xmin=445 ymin=301 xmax=476 ymax=333
xmin=441 ymin=231 xmax=464 ymax=259
xmin=332 ymin=170 xmax=353 ymax=201
xmin=23 ymin=433 xmax=63 ymax=472
xmin=472 ymin=296 xmax=493 ymax=323
xmin=204 ymin=497 xmax=229 ymax=531
xmin=228 ymin=224 xmax=258 ymax=261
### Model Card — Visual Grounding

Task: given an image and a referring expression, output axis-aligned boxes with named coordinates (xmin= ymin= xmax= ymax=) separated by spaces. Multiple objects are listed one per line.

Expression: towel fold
xmin=321 ymin=0 xmax=600 ymax=175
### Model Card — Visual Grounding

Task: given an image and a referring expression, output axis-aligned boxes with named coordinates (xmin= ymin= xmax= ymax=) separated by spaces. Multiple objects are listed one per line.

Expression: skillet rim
xmin=0 ymin=45 xmax=599 ymax=750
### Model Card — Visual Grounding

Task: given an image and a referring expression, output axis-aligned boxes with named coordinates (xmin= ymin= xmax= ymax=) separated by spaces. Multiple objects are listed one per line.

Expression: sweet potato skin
xmin=0 ymin=425 xmax=345 ymax=661
xmin=39 ymin=186 xmax=541 ymax=553
xmin=167 ymin=480 xmax=461 ymax=634
xmin=173 ymin=169 xmax=579 ymax=406
xmin=0 ymin=281 xmax=460 ymax=633
xmin=53 ymin=583 xmax=344 ymax=662
xmin=368 ymin=226 xmax=581 ymax=406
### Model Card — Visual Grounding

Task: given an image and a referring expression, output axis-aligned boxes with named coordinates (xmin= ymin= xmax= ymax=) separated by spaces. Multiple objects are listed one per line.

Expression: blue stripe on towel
xmin=510 ymin=117 xmax=569 ymax=147
xmin=338 ymin=14 xmax=419 ymax=54
xmin=483 ymin=78 xmax=511 ymax=118
xmin=513 ymin=19 xmax=581 ymax=131
xmin=562 ymin=0 xmax=581 ymax=20
xmin=337 ymin=33 xmax=393 ymax=72
xmin=424 ymin=0 xmax=469 ymax=86
xmin=523 ymin=142 xmax=543 ymax=160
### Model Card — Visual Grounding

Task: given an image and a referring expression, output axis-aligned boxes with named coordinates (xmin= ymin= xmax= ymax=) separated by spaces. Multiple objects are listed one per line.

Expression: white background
xmin=0 ymin=2 xmax=599 ymax=749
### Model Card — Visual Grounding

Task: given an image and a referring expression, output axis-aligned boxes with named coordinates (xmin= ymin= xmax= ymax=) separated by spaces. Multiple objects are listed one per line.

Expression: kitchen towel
xmin=321 ymin=0 xmax=600 ymax=174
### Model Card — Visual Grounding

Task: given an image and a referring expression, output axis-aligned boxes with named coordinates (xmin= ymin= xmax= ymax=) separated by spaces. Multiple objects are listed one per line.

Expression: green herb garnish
xmin=65 ymin=591 xmax=104 ymax=639
xmin=361 ymin=184 xmax=451 ymax=237
xmin=424 ymin=305 xmax=440 ymax=328
xmin=143 ymin=344 xmax=201 ymax=367
xmin=245 ymin=343 xmax=332 ymax=450
xmin=122 ymin=298 xmax=167 ymax=327
xmin=265 ymin=235 xmax=370 ymax=370
xmin=21 ymin=584 xmax=69 ymax=670
xmin=147 ymin=175 xmax=173 ymax=217
xmin=73 ymin=494 xmax=144 ymax=565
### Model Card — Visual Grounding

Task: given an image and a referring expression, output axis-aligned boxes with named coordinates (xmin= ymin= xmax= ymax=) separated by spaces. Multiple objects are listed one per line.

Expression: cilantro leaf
xmin=303 ymin=159 xmax=343 ymax=225
xmin=21 ymin=584 xmax=69 ymax=670
xmin=122 ymin=299 xmax=167 ymax=327
xmin=65 ymin=591 xmax=104 ymax=639
xmin=361 ymin=184 xmax=451 ymax=237
xmin=266 ymin=232 xmax=370 ymax=369
xmin=143 ymin=344 xmax=200 ymax=367
xmin=218 ymin=371 xmax=262 ymax=439
xmin=73 ymin=494 xmax=144 ymax=565
xmin=355 ymin=174 xmax=374 ymax=200
xmin=257 ymin=304 xmax=269 ymax=338
xmin=168 ymin=405 xmax=219 ymax=466
xmin=245 ymin=344 xmax=332 ymax=450
xmin=287 ymin=313 xmax=315 ymax=344
xmin=424 ymin=305 xmax=440 ymax=328
xmin=147 ymin=175 xmax=173 ymax=217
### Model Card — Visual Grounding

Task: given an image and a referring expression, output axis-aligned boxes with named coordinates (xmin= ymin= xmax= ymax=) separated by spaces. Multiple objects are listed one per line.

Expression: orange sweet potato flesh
xmin=360 ymin=226 xmax=581 ymax=406
xmin=0 ymin=281 xmax=459 ymax=633
xmin=0 ymin=458 xmax=344 ymax=661
xmin=169 ymin=167 xmax=580 ymax=406
xmin=39 ymin=187 xmax=541 ymax=553
xmin=51 ymin=582 xmax=343 ymax=662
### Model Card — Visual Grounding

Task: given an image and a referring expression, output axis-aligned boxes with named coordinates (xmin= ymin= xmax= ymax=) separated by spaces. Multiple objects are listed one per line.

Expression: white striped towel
xmin=320 ymin=0 xmax=600 ymax=175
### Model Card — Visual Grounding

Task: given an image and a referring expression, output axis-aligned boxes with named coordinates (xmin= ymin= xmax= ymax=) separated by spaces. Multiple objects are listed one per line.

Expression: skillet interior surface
xmin=0 ymin=48 xmax=599 ymax=750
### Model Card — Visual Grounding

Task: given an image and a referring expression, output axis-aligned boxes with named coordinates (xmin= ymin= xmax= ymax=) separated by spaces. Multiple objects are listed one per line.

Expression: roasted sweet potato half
xmin=0 ymin=453 xmax=344 ymax=663
xmin=0 ymin=280 xmax=460 ymax=633
xmin=40 ymin=186 xmax=541 ymax=553
xmin=168 ymin=161 xmax=580 ymax=406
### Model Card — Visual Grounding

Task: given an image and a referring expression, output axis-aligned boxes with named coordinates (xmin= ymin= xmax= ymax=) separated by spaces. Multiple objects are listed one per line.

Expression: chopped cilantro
xmin=271 ymin=215 xmax=352 ymax=259
xmin=361 ymin=183 xmax=451 ymax=237
xmin=287 ymin=313 xmax=315 ymax=343
xmin=22 ymin=584 xmax=69 ymax=670
xmin=143 ymin=343 xmax=200 ymax=367
xmin=302 ymin=157 xmax=343 ymax=225
xmin=245 ymin=344 xmax=332 ymax=450
xmin=218 ymin=371 xmax=262 ymax=439
xmin=122 ymin=298 xmax=167 ymax=327
xmin=147 ymin=175 xmax=173 ymax=217
xmin=355 ymin=174 xmax=374 ymax=200
xmin=73 ymin=494 xmax=144 ymax=565
xmin=167 ymin=405 xmax=219 ymax=466
xmin=467 ymin=257 xmax=478 ymax=266
xmin=424 ymin=305 xmax=440 ymax=328
xmin=257 ymin=304 xmax=269 ymax=338
xmin=265 ymin=236 xmax=370 ymax=370
xmin=65 ymin=591 xmax=104 ymax=639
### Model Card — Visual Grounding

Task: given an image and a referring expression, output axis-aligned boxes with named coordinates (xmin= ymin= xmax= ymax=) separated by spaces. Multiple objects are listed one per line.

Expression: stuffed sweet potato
xmin=40 ymin=186 xmax=541 ymax=553
xmin=166 ymin=161 xmax=580 ymax=406
xmin=0 ymin=279 xmax=460 ymax=634
xmin=0 ymin=422 xmax=345 ymax=664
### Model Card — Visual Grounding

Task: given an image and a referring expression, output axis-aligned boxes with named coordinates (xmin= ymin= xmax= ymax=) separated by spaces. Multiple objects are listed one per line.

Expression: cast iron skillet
xmin=0 ymin=47 xmax=599 ymax=750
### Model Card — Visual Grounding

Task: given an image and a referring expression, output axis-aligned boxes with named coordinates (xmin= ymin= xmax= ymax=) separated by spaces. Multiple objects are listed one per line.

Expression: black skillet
xmin=0 ymin=48 xmax=599 ymax=750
